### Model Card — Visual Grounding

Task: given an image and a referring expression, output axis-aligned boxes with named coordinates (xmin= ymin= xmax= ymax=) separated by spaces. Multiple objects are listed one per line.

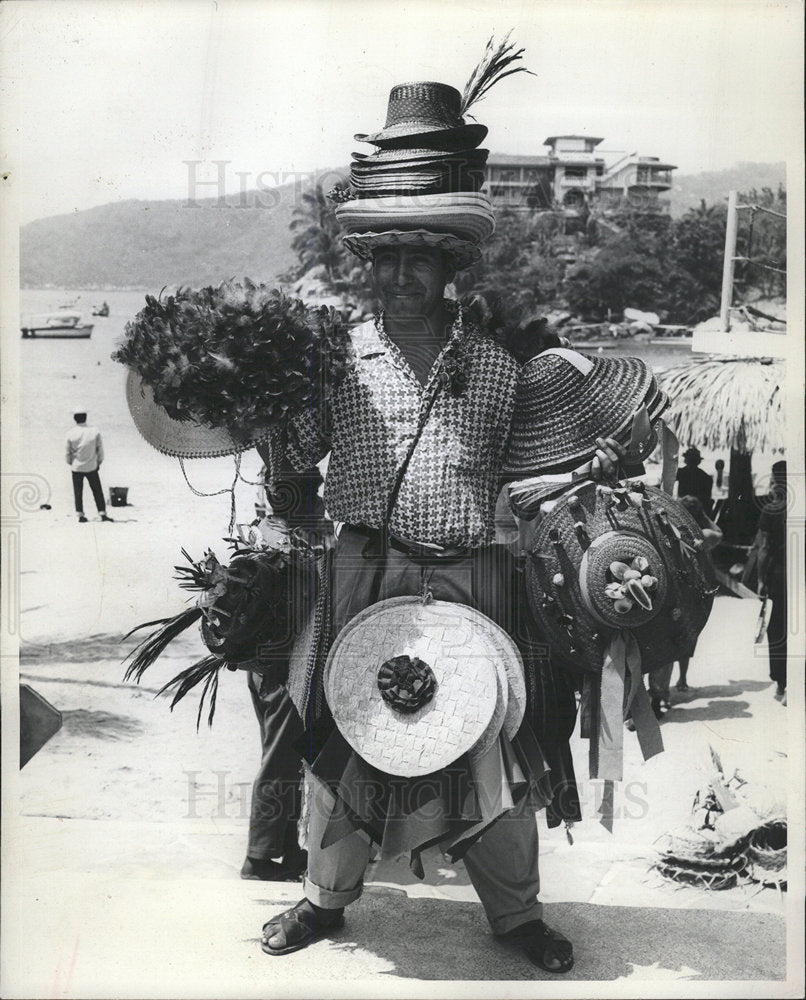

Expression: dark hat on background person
xmin=683 ymin=446 xmax=702 ymax=464
xmin=504 ymin=348 xmax=669 ymax=477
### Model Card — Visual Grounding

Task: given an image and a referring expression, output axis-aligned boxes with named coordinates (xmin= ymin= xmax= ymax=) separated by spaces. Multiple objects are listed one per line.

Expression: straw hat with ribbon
xmin=324 ymin=596 xmax=525 ymax=777
xmin=334 ymin=33 xmax=534 ymax=270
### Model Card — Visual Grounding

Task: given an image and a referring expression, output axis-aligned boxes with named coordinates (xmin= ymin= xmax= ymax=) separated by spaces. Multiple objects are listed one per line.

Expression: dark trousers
xmin=767 ymin=577 xmax=787 ymax=690
xmin=72 ymin=470 xmax=105 ymax=514
xmin=247 ymin=671 xmax=305 ymax=860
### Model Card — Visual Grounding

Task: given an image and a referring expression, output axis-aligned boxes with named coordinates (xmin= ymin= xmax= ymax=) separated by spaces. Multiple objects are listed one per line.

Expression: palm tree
xmin=290 ymin=182 xmax=349 ymax=285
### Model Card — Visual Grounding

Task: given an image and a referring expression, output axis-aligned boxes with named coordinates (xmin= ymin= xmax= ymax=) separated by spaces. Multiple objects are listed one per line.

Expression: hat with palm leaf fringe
xmin=335 ymin=33 xmax=535 ymax=270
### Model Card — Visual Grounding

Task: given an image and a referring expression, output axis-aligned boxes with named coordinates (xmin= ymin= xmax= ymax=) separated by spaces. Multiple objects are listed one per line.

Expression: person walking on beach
xmin=675 ymin=446 xmax=713 ymax=515
xmin=757 ymin=460 xmax=788 ymax=704
xmin=65 ymin=411 xmax=113 ymax=523
xmin=646 ymin=494 xmax=723 ymax=709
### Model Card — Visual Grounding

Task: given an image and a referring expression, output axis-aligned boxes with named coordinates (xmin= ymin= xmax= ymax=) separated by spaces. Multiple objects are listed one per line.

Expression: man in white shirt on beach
xmin=65 ymin=411 xmax=113 ymax=523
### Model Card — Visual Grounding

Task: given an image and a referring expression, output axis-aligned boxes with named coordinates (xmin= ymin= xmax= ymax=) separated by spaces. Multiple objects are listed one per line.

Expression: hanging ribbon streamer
xmin=595 ymin=629 xmax=664 ymax=830
xmin=659 ymin=420 xmax=679 ymax=495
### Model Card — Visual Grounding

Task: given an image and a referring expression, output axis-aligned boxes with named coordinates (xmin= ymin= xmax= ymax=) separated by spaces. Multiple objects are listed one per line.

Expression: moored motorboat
xmin=21 ymin=312 xmax=93 ymax=339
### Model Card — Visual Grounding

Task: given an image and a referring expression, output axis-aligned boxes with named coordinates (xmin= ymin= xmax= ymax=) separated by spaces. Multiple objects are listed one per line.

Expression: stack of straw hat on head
xmin=335 ymin=34 xmax=535 ymax=270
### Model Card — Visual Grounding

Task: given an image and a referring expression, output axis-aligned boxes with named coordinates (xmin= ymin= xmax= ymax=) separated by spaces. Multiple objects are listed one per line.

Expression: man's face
xmin=372 ymin=245 xmax=453 ymax=321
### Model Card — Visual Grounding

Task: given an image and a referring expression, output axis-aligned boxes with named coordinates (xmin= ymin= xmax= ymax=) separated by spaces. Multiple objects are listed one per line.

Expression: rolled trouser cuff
xmin=303 ymin=875 xmax=363 ymax=909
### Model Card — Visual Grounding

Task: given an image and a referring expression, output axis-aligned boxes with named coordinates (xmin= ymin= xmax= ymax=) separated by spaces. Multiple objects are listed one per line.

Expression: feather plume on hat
xmin=460 ymin=31 xmax=536 ymax=118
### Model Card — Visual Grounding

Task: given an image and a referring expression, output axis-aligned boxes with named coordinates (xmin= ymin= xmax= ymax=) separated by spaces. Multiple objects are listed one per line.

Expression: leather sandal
xmin=497 ymin=919 xmax=574 ymax=974
xmin=261 ymin=899 xmax=344 ymax=956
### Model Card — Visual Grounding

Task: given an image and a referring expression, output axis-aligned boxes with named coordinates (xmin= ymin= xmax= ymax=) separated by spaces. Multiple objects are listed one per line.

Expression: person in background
xmin=645 ymin=495 xmax=722 ymax=712
xmin=675 ymin=446 xmax=713 ymax=515
xmin=65 ymin=411 xmax=113 ymax=523
xmin=240 ymin=464 xmax=328 ymax=881
xmin=756 ymin=460 xmax=788 ymax=704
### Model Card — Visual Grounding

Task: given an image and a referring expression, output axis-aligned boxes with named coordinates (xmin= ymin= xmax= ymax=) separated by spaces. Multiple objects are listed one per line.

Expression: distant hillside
xmin=20 ymin=177 xmax=330 ymax=289
xmin=668 ymin=162 xmax=786 ymax=216
xmin=21 ymin=161 xmax=786 ymax=287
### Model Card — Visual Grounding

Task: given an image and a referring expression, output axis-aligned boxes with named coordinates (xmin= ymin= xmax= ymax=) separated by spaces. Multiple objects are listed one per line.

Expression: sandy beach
xmin=3 ymin=288 xmax=797 ymax=995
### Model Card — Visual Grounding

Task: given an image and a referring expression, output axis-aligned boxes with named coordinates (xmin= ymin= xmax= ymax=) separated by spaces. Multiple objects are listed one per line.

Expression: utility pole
xmin=719 ymin=190 xmax=739 ymax=331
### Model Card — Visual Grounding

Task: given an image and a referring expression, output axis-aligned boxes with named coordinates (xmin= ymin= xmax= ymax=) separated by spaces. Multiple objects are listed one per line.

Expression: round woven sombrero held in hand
xmin=324 ymin=597 xmax=524 ymax=777
xmin=505 ymin=348 xmax=669 ymax=476
xmin=527 ymin=481 xmax=717 ymax=675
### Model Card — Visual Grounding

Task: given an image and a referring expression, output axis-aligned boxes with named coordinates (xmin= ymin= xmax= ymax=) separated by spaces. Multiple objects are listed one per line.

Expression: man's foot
xmin=497 ymin=919 xmax=574 ymax=974
xmin=100 ymin=513 xmax=114 ymax=522
xmin=651 ymin=697 xmax=670 ymax=720
xmin=261 ymin=898 xmax=344 ymax=956
xmin=675 ymin=680 xmax=689 ymax=692
xmin=773 ymin=685 xmax=785 ymax=702
xmin=78 ymin=515 xmax=88 ymax=523
xmin=241 ymin=850 xmax=307 ymax=882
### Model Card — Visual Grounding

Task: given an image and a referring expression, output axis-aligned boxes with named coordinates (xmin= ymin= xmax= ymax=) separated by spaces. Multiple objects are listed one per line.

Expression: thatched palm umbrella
xmin=658 ymin=358 xmax=785 ymax=455
xmin=658 ymin=357 xmax=784 ymax=545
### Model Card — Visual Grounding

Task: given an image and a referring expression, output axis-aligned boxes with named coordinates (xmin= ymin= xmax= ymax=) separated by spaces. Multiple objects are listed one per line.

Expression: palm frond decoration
xmin=657 ymin=358 xmax=784 ymax=454
xmin=156 ymin=655 xmax=224 ymax=730
xmin=460 ymin=31 xmax=536 ymax=117
xmin=122 ymin=608 xmax=203 ymax=684
xmin=121 ymin=536 xmax=318 ymax=727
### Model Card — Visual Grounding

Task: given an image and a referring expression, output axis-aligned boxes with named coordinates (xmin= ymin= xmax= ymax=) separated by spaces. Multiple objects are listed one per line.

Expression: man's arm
xmin=65 ymin=436 xmax=74 ymax=466
xmin=96 ymin=432 xmax=104 ymax=466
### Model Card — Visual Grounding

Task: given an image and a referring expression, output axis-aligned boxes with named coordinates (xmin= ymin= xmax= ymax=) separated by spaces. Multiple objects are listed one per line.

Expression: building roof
xmin=544 ymin=135 xmax=604 ymax=146
xmin=486 ymin=153 xmax=552 ymax=167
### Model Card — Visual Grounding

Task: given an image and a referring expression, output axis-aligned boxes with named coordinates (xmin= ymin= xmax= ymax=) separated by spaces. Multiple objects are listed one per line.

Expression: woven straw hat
xmin=336 ymin=192 xmax=495 ymax=243
xmin=324 ymin=597 xmax=521 ymax=777
xmin=337 ymin=192 xmax=494 ymax=271
xmin=342 ymin=230 xmax=481 ymax=269
xmin=125 ymin=370 xmax=272 ymax=459
xmin=354 ymin=82 xmax=488 ymax=149
xmin=527 ymin=481 xmax=717 ymax=675
xmin=505 ymin=348 xmax=669 ymax=476
xmin=352 ymin=147 xmax=489 ymax=166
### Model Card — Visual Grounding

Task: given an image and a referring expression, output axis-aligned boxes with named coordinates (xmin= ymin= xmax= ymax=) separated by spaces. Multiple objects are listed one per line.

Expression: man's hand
xmin=590 ymin=437 xmax=626 ymax=483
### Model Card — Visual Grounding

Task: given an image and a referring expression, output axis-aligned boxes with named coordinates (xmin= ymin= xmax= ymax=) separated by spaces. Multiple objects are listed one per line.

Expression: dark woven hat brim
xmin=354 ymin=122 xmax=488 ymax=151
xmin=352 ymin=148 xmax=489 ymax=166
xmin=505 ymin=353 xmax=656 ymax=476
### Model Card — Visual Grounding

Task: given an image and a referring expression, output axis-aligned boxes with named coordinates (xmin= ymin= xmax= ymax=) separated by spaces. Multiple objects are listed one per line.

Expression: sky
xmin=1 ymin=0 xmax=803 ymax=223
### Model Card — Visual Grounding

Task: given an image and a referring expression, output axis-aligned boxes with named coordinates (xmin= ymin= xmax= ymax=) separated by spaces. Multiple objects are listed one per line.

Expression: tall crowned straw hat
xmin=324 ymin=597 xmax=525 ymax=777
xmin=504 ymin=348 xmax=669 ymax=477
xmin=335 ymin=34 xmax=535 ymax=270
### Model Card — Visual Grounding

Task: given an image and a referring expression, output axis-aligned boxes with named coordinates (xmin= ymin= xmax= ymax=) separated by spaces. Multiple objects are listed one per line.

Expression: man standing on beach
xmin=65 ymin=411 xmax=113 ymax=523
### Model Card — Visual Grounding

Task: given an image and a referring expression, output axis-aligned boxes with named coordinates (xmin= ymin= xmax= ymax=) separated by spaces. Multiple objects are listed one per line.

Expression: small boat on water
xmin=21 ymin=312 xmax=94 ymax=339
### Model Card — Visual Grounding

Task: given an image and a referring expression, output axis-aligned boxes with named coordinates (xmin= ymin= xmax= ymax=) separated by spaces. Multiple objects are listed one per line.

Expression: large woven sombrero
xmin=527 ymin=481 xmax=717 ymax=674
xmin=336 ymin=193 xmax=496 ymax=244
xmin=342 ymin=230 xmax=482 ymax=269
xmin=505 ymin=348 xmax=669 ymax=476
xmin=125 ymin=370 xmax=272 ymax=459
xmin=324 ymin=597 xmax=523 ymax=777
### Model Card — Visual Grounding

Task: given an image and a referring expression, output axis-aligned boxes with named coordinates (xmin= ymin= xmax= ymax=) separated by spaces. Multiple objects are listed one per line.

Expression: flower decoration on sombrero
xmin=334 ymin=32 xmax=535 ymax=270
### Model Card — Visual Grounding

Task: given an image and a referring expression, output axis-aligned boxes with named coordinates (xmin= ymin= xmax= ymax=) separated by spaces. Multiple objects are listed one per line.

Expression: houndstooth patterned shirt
xmin=286 ymin=313 xmax=519 ymax=548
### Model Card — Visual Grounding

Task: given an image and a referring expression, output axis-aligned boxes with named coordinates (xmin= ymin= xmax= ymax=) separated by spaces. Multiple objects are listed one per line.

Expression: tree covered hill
xmin=20 ymin=161 xmax=785 ymax=288
xmin=667 ymin=162 xmax=785 ymax=216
